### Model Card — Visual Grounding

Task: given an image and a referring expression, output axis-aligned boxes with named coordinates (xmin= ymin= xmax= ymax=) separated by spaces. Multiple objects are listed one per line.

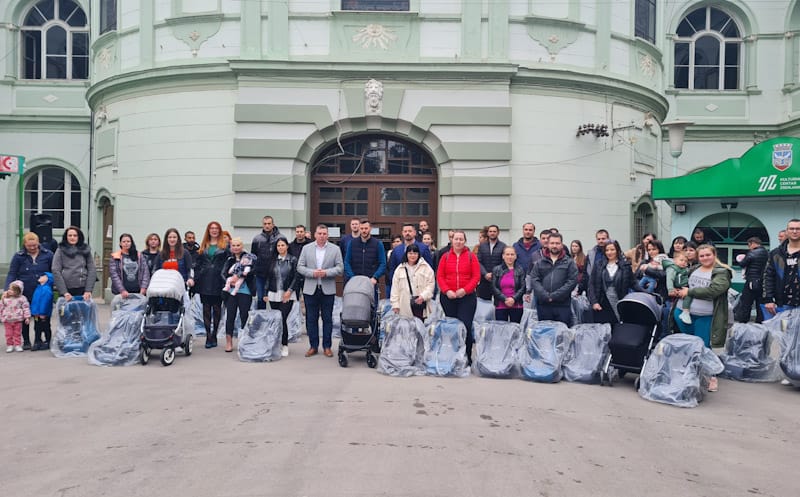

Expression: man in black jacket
xmin=763 ymin=219 xmax=800 ymax=316
xmin=531 ymin=233 xmax=578 ymax=325
xmin=289 ymin=225 xmax=312 ymax=259
xmin=251 ymin=216 xmax=281 ymax=309
xmin=734 ymin=237 xmax=769 ymax=323
xmin=476 ymin=225 xmax=506 ymax=301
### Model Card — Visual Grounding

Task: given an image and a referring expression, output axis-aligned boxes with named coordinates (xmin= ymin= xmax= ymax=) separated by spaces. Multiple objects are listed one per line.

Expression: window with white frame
xmin=673 ymin=6 xmax=742 ymax=90
xmin=100 ymin=0 xmax=117 ymax=35
xmin=24 ymin=167 xmax=82 ymax=230
xmin=21 ymin=0 xmax=89 ymax=80
xmin=635 ymin=0 xmax=656 ymax=44
xmin=341 ymin=1 xmax=409 ymax=11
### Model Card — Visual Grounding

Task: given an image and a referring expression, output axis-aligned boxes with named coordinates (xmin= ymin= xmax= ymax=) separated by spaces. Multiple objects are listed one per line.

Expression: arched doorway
xmin=98 ymin=196 xmax=114 ymax=297
xmin=310 ymin=135 xmax=438 ymax=251
xmin=694 ymin=212 xmax=769 ymax=267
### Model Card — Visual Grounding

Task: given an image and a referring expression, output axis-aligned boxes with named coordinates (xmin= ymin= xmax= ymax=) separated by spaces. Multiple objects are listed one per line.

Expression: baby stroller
xmin=338 ymin=276 xmax=380 ymax=368
xmin=139 ymin=269 xmax=193 ymax=366
xmin=602 ymin=292 xmax=661 ymax=387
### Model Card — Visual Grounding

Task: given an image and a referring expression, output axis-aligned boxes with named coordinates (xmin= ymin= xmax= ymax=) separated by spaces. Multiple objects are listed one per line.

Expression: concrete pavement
xmin=0 ymin=303 xmax=797 ymax=497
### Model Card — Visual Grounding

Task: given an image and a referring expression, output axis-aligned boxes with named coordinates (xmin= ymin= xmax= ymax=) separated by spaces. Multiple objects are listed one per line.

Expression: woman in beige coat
xmin=390 ymin=244 xmax=435 ymax=319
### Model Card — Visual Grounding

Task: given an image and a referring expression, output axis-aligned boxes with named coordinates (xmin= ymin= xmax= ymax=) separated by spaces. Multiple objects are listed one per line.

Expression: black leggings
xmin=270 ymin=300 xmax=293 ymax=346
xmin=225 ymin=293 xmax=252 ymax=336
xmin=200 ymin=294 xmax=222 ymax=341
xmin=439 ymin=292 xmax=477 ymax=359
xmin=34 ymin=316 xmax=52 ymax=344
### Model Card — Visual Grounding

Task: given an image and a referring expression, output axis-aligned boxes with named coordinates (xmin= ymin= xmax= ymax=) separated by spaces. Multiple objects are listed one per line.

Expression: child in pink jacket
xmin=1 ymin=280 xmax=31 ymax=352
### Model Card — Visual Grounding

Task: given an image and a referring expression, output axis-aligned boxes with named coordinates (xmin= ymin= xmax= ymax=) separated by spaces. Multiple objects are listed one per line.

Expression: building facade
xmin=1 ymin=0 xmax=799 ymax=289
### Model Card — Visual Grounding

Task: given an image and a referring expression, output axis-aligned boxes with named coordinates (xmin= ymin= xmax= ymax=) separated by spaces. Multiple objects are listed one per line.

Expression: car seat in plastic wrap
xmin=764 ymin=309 xmax=800 ymax=382
xmin=638 ymin=334 xmax=724 ymax=408
xmin=474 ymin=298 xmax=495 ymax=322
xmin=377 ymin=315 xmax=426 ymax=377
xmin=473 ymin=320 xmax=522 ymax=378
xmin=88 ymin=294 xmax=146 ymax=366
xmin=719 ymin=323 xmax=781 ymax=382
xmin=423 ymin=318 xmax=469 ymax=377
xmin=238 ymin=310 xmax=283 ymax=362
xmin=518 ymin=320 xmax=568 ymax=383
xmin=51 ymin=297 xmax=101 ymax=357
xmin=561 ymin=323 xmax=612 ymax=383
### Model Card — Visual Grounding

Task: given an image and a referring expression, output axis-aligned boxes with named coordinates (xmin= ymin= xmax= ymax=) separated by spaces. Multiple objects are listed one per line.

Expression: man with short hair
xmin=763 ymin=219 xmax=800 ymax=316
xmin=530 ymin=233 xmax=578 ymax=326
xmin=297 ymin=224 xmax=344 ymax=358
xmin=586 ymin=229 xmax=610 ymax=280
xmin=387 ymin=223 xmax=433 ymax=294
xmin=513 ymin=223 xmax=541 ymax=275
xmin=339 ymin=218 xmax=361 ymax=259
xmin=416 ymin=220 xmax=429 ymax=242
xmin=289 ymin=224 xmax=312 ymax=259
xmin=477 ymin=225 xmax=506 ymax=301
xmin=778 ymin=230 xmax=787 ymax=244
xmin=734 ymin=237 xmax=769 ymax=323
xmin=344 ymin=220 xmax=386 ymax=289
xmin=183 ymin=231 xmax=200 ymax=265
xmin=251 ymin=216 xmax=282 ymax=309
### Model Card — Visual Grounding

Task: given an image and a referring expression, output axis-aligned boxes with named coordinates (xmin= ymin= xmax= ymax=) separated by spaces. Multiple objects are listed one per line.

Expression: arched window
xmin=694 ymin=212 xmax=768 ymax=267
xmin=21 ymin=0 xmax=89 ymax=80
xmin=674 ymin=6 xmax=742 ymax=90
xmin=24 ymin=167 xmax=82 ymax=230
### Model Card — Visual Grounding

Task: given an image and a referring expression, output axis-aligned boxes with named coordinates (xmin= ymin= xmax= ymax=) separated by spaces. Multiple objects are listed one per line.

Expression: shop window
xmin=24 ymin=167 xmax=82 ymax=230
xmin=21 ymin=0 xmax=89 ymax=80
xmin=673 ymin=6 xmax=742 ymax=90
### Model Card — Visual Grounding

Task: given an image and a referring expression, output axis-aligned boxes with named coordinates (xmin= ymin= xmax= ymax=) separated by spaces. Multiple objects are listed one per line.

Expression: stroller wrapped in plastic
xmin=88 ymin=294 xmax=147 ymax=367
xmin=338 ymin=276 xmax=379 ymax=368
xmin=473 ymin=320 xmax=522 ymax=378
xmin=139 ymin=269 xmax=192 ymax=367
xmin=719 ymin=323 xmax=781 ymax=382
xmin=763 ymin=308 xmax=800 ymax=383
xmin=377 ymin=315 xmax=426 ymax=377
xmin=238 ymin=309 xmax=283 ymax=362
xmin=518 ymin=320 xmax=568 ymax=383
xmin=562 ymin=323 xmax=612 ymax=384
xmin=51 ymin=296 xmax=101 ymax=357
xmin=638 ymin=334 xmax=724 ymax=408
xmin=423 ymin=318 xmax=470 ymax=377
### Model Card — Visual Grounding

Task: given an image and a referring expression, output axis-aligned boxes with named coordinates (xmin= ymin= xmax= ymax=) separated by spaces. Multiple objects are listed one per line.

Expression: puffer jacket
xmin=530 ymin=248 xmax=578 ymax=305
xmin=30 ymin=272 xmax=54 ymax=316
xmin=739 ymin=245 xmax=768 ymax=284
xmin=436 ymin=248 xmax=481 ymax=295
xmin=491 ymin=263 xmax=527 ymax=306
xmin=0 ymin=294 xmax=31 ymax=323
xmin=687 ymin=264 xmax=732 ymax=347
xmin=4 ymin=246 xmax=53 ymax=302
xmin=251 ymin=227 xmax=281 ymax=277
xmin=52 ymin=243 xmax=96 ymax=295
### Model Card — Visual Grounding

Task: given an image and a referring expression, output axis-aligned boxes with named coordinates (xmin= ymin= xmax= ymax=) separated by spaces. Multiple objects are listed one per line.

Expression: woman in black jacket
xmin=221 ymin=238 xmax=256 ymax=352
xmin=589 ymin=240 xmax=634 ymax=324
xmin=491 ymin=247 xmax=526 ymax=323
xmin=265 ymin=237 xmax=302 ymax=356
xmin=193 ymin=221 xmax=229 ymax=348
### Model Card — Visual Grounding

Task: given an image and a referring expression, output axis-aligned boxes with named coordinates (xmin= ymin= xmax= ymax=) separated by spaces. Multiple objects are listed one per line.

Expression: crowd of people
xmin=4 ymin=216 xmax=800 ymax=383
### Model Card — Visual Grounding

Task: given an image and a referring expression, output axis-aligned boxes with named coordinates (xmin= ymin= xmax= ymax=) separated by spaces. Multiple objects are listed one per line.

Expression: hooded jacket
xmin=30 ymin=272 xmax=54 ymax=316
xmin=52 ymin=243 xmax=96 ymax=295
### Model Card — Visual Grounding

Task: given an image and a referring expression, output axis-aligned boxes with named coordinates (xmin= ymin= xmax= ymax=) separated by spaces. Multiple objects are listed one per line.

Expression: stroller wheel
xmin=338 ymin=351 xmax=348 ymax=368
xmin=366 ymin=353 xmax=377 ymax=369
xmin=139 ymin=347 xmax=150 ymax=366
xmin=634 ymin=377 xmax=641 ymax=390
xmin=184 ymin=335 xmax=193 ymax=357
xmin=161 ymin=348 xmax=176 ymax=366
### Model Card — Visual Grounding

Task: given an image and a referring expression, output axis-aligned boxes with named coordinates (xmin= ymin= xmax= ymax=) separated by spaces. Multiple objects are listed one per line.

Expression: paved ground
xmin=1 ymin=304 xmax=797 ymax=497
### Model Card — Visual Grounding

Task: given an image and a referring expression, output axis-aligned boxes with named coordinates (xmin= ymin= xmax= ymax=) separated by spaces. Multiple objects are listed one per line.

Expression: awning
xmin=652 ymin=137 xmax=800 ymax=201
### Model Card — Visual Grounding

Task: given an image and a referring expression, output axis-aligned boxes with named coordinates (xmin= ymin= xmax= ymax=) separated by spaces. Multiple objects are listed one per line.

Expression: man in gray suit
xmin=297 ymin=224 xmax=344 ymax=357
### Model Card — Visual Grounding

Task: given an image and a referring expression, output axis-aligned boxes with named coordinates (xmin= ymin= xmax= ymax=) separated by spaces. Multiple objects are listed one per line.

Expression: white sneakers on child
xmin=679 ymin=309 xmax=692 ymax=324
xmin=5 ymin=346 xmax=12 ymax=353
xmin=281 ymin=345 xmax=289 ymax=357
xmin=14 ymin=345 xmax=23 ymax=352
xmin=781 ymin=378 xmax=792 ymax=386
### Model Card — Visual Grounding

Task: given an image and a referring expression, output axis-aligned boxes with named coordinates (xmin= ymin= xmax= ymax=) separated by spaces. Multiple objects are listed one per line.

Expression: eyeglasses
xmin=787 ymin=228 xmax=800 ymax=232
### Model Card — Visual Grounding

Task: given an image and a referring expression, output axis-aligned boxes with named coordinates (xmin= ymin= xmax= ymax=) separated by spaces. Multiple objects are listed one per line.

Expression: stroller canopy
xmin=617 ymin=292 xmax=661 ymax=327
xmin=343 ymin=276 xmax=375 ymax=305
xmin=147 ymin=270 xmax=186 ymax=301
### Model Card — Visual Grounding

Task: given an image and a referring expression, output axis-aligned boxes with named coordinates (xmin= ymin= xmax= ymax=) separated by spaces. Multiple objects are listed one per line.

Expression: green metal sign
xmin=652 ymin=137 xmax=800 ymax=200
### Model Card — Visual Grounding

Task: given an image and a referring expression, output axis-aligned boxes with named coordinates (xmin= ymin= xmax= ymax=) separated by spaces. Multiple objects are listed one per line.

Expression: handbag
xmin=404 ymin=266 xmax=426 ymax=320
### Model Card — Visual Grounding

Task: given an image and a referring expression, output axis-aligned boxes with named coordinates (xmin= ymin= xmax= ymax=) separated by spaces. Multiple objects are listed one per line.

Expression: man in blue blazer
xmin=297 ymin=224 xmax=344 ymax=357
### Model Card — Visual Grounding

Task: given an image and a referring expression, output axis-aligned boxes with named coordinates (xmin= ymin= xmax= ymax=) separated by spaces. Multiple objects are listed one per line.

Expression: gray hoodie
xmin=52 ymin=243 xmax=96 ymax=295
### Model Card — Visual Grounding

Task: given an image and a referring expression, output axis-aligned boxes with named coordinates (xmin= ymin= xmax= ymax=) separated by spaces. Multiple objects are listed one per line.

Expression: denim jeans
xmin=305 ymin=288 xmax=335 ymax=350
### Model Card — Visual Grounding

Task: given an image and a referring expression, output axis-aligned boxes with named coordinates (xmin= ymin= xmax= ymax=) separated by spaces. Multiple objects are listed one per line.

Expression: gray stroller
xmin=338 ymin=276 xmax=380 ymax=368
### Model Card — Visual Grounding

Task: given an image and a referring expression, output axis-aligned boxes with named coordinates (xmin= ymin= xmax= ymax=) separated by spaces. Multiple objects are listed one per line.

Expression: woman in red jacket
xmin=436 ymin=230 xmax=481 ymax=365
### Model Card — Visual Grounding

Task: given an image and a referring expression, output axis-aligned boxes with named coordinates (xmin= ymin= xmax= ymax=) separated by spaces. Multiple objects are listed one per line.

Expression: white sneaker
xmin=781 ymin=378 xmax=792 ymax=386
xmin=14 ymin=346 xmax=24 ymax=352
xmin=679 ymin=310 xmax=692 ymax=324
xmin=281 ymin=345 xmax=289 ymax=357
xmin=5 ymin=346 xmax=12 ymax=353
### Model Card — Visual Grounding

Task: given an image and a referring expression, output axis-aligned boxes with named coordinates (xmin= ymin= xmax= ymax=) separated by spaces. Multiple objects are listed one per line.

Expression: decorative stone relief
xmin=97 ymin=46 xmax=114 ymax=70
xmin=94 ymin=105 xmax=108 ymax=129
xmin=352 ymin=24 xmax=397 ymax=50
xmin=42 ymin=94 xmax=59 ymax=103
xmin=365 ymin=79 xmax=384 ymax=115
xmin=526 ymin=17 xmax=583 ymax=62
xmin=705 ymin=104 xmax=719 ymax=112
xmin=638 ymin=53 xmax=656 ymax=78
xmin=166 ymin=14 xmax=223 ymax=58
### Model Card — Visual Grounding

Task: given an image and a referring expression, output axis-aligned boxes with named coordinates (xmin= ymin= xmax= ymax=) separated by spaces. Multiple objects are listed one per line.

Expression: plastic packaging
xmin=331 ymin=296 xmax=343 ymax=338
xmin=638 ymin=334 xmax=724 ymax=408
xmin=764 ymin=308 xmax=800 ymax=381
xmin=377 ymin=315 xmax=426 ymax=377
xmin=518 ymin=320 xmax=568 ymax=382
xmin=88 ymin=309 xmax=145 ymax=367
xmin=424 ymin=298 xmax=444 ymax=326
xmin=187 ymin=294 xmax=207 ymax=336
xmin=571 ymin=294 xmax=592 ymax=325
xmin=423 ymin=318 xmax=470 ymax=377
xmin=562 ymin=323 xmax=612 ymax=383
xmin=341 ymin=276 xmax=374 ymax=327
xmin=110 ymin=293 xmax=148 ymax=313
xmin=51 ymin=297 xmax=101 ymax=357
xmin=238 ymin=310 xmax=283 ymax=362
xmin=719 ymin=323 xmax=781 ymax=382
xmin=474 ymin=298 xmax=495 ymax=322
xmin=519 ymin=307 xmax=538 ymax=332
xmin=473 ymin=320 xmax=522 ymax=378
xmin=287 ymin=300 xmax=304 ymax=343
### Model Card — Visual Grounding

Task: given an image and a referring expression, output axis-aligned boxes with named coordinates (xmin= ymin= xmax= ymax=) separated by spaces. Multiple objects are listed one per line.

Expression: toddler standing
xmin=30 ymin=272 xmax=54 ymax=350
xmin=1 ymin=281 xmax=31 ymax=352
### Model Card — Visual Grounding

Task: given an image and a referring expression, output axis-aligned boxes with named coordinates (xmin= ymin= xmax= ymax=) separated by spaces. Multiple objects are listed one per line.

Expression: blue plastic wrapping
xmin=238 ymin=310 xmax=283 ymax=362
xmin=562 ymin=323 xmax=611 ymax=383
xmin=423 ymin=299 xmax=444 ymax=326
xmin=719 ymin=323 xmax=781 ymax=382
xmin=518 ymin=320 xmax=568 ymax=382
xmin=88 ymin=310 xmax=144 ymax=367
xmin=423 ymin=318 xmax=470 ymax=377
xmin=474 ymin=298 xmax=495 ymax=322
xmin=377 ymin=315 xmax=426 ymax=377
xmin=51 ymin=297 xmax=101 ymax=357
xmin=571 ymin=294 xmax=592 ymax=325
xmin=638 ymin=334 xmax=724 ymax=408
xmin=473 ymin=320 xmax=522 ymax=378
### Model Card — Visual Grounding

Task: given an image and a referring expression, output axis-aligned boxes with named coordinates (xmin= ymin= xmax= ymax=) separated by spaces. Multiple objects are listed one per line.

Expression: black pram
xmin=603 ymin=292 xmax=662 ymax=387
xmin=139 ymin=270 xmax=193 ymax=367
xmin=338 ymin=276 xmax=380 ymax=368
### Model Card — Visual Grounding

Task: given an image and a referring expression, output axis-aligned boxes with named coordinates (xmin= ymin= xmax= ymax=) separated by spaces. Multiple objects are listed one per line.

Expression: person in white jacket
xmin=390 ymin=244 xmax=435 ymax=320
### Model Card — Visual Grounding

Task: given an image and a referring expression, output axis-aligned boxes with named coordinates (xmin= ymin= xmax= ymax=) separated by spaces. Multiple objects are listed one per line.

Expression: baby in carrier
xmin=663 ymin=252 xmax=694 ymax=324
xmin=222 ymin=253 xmax=257 ymax=296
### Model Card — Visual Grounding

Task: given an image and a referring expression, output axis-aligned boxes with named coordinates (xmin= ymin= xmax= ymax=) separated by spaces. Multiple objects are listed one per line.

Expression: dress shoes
xmin=323 ymin=348 xmax=333 ymax=357
xmin=305 ymin=348 xmax=318 ymax=357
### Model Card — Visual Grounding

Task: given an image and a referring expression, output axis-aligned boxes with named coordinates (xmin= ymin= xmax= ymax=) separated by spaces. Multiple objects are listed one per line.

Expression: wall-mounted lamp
xmin=663 ymin=120 xmax=694 ymax=176
xmin=674 ymin=203 xmax=687 ymax=214
xmin=721 ymin=202 xmax=738 ymax=210
xmin=576 ymin=123 xmax=609 ymax=138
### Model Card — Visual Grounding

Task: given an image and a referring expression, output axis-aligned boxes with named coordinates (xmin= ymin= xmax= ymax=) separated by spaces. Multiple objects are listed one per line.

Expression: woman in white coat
xmin=390 ymin=244 xmax=435 ymax=319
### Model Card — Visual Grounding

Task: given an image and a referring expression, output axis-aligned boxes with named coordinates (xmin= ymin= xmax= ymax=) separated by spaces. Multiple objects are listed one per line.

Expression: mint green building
xmin=2 ymin=0 xmax=799 ymax=290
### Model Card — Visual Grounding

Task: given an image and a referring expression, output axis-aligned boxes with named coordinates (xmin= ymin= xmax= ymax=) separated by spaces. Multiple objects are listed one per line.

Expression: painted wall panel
xmin=182 ymin=0 xmax=218 ymax=14
xmin=154 ymin=26 xmax=192 ymax=61
xmin=508 ymin=23 xmax=551 ymax=62
xmin=236 ymin=123 xmax=318 ymax=140
xmin=532 ymin=2 xmax=569 ymax=19
xmin=554 ymin=32 xmax=596 ymax=68
xmin=419 ymin=0 xmax=460 ymax=15
xmin=120 ymin=33 xmax=141 ymax=69
xmin=429 ymin=125 xmax=509 ymax=143
xmin=609 ymin=39 xmax=629 ymax=75
xmin=220 ymin=0 xmax=241 ymax=14
xmin=419 ymin=21 xmax=460 ymax=58
xmin=199 ymin=20 xmax=241 ymax=57
xmin=610 ymin=3 xmax=631 ymax=36
xmin=508 ymin=0 xmax=527 ymax=17
xmin=398 ymin=90 xmax=508 ymax=123
xmin=289 ymin=0 xmax=329 ymax=13
xmin=154 ymin=0 xmax=170 ymax=22
xmin=289 ymin=20 xmax=330 ymax=55
xmin=120 ymin=0 xmax=141 ymax=30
